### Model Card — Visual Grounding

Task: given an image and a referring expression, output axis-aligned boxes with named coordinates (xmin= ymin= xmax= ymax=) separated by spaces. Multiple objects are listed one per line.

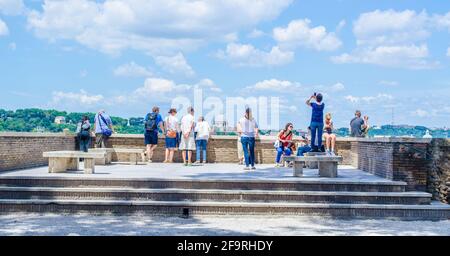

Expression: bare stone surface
xmin=1 ymin=213 xmax=450 ymax=236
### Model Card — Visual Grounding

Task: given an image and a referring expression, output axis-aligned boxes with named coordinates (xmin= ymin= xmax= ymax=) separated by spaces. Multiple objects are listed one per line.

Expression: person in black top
xmin=77 ymin=115 xmax=91 ymax=153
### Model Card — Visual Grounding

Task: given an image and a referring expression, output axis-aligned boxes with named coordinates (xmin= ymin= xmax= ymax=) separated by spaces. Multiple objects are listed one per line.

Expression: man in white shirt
xmin=179 ymin=107 xmax=196 ymax=166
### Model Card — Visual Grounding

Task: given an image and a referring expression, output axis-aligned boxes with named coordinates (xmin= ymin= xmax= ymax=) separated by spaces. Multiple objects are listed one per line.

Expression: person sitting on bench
xmin=297 ymin=127 xmax=312 ymax=156
xmin=275 ymin=123 xmax=296 ymax=167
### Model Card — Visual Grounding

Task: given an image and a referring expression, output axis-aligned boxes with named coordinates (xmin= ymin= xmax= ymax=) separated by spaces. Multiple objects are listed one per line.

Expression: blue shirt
xmin=94 ymin=113 xmax=112 ymax=134
xmin=145 ymin=113 xmax=163 ymax=134
xmin=350 ymin=117 xmax=365 ymax=137
xmin=310 ymin=103 xmax=325 ymax=124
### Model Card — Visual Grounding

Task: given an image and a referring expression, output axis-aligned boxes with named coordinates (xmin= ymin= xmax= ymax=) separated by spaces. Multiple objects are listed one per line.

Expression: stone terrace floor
xmin=0 ymin=213 xmax=450 ymax=236
xmin=2 ymin=164 xmax=450 ymax=236
xmin=0 ymin=163 xmax=397 ymax=183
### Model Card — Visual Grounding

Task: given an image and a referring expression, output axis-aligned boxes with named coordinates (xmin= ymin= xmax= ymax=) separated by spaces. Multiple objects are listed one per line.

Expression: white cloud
xmin=51 ymin=90 xmax=104 ymax=106
xmin=80 ymin=70 xmax=88 ymax=78
xmin=330 ymin=82 xmax=345 ymax=92
xmin=333 ymin=9 xmax=441 ymax=69
xmin=345 ymin=93 xmax=393 ymax=104
xmin=245 ymin=79 xmax=300 ymax=91
xmin=247 ymin=29 xmax=265 ymax=38
xmin=116 ymin=77 xmax=222 ymax=104
xmin=332 ymin=44 xmax=438 ymax=69
xmin=447 ymin=47 xmax=450 ymax=57
xmin=353 ymin=9 xmax=430 ymax=46
xmin=379 ymin=80 xmax=399 ymax=86
xmin=27 ymin=0 xmax=293 ymax=55
xmin=134 ymin=78 xmax=190 ymax=96
xmin=411 ymin=109 xmax=428 ymax=118
xmin=216 ymin=43 xmax=294 ymax=67
xmin=273 ymin=19 xmax=342 ymax=51
xmin=280 ymin=104 xmax=298 ymax=114
xmin=432 ymin=12 xmax=450 ymax=32
xmin=0 ymin=18 xmax=8 ymax=36
xmin=0 ymin=0 xmax=24 ymax=15
xmin=194 ymin=78 xmax=222 ymax=93
xmin=336 ymin=20 xmax=346 ymax=33
xmin=154 ymin=53 xmax=195 ymax=77
xmin=114 ymin=62 xmax=153 ymax=77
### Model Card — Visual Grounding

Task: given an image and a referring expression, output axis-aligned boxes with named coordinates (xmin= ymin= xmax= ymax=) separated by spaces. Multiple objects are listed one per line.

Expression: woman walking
xmin=163 ymin=108 xmax=179 ymax=163
xmin=237 ymin=107 xmax=258 ymax=170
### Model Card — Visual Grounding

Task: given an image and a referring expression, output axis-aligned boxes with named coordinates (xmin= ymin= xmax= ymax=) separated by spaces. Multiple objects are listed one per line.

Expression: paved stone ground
xmin=0 ymin=163 xmax=396 ymax=183
xmin=2 ymin=164 xmax=447 ymax=236
xmin=0 ymin=213 xmax=449 ymax=236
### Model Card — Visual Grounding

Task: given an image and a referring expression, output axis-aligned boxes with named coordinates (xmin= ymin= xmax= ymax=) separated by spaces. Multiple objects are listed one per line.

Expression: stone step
xmin=0 ymin=177 xmax=407 ymax=192
xmin=0 ymin=199 xmax=448 ymax=220
xmin=0 ymin=186 xmax=431 ymax=205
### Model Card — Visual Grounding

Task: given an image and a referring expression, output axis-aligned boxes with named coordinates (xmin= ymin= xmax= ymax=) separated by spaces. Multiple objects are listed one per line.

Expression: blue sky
xmin=0 ymin=0 xmax=450 ymax=129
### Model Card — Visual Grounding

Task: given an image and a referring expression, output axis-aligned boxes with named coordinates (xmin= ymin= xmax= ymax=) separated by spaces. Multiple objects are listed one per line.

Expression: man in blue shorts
xmin=144 ymin=106 xmax=164 ymax=163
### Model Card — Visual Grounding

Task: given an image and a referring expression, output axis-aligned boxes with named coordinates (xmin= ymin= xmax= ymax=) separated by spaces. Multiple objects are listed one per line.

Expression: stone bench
xmin=43 ymin=151 xmax=106 ymax=174
xmin=283 ymin=156 xmax=343 ymax=178
xmin=89 ymin=148 xmax=114 ymax=165
xmin=304 ymin=152 xmax=326 ymax=169
xmin=112 ymin=148 xmax=146 ymax=165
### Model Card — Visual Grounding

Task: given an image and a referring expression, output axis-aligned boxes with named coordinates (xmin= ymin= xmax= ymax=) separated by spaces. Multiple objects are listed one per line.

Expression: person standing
xmin=306 ymin=93 xmax=325 ymax=152
xmin=194 ymin=116 xmax=211 ymax=164
xmin=93 ymin=110 xmax=114 ymax=148
xmin=237 ymin=136 xmax=244 ymax=165
xmin=76 ymin=115 xmax=91 ymax=153
xmin=237 ymin=107 xmax=259 ymax=170
xmin=163 ymin=108 xmax=179 ymax=163
xmin=179 ymin=107 xmax=196 ymax=166
xmin=350 ymin=110 xmax=369 ymax=137
xmin=144 ymin=106 xmax=164 ymax=163
xmin=324 ymin=113 xmax=337 ymax=156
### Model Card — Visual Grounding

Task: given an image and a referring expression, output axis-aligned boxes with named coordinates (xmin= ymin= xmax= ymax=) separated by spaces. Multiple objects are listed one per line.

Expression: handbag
xmin=167 ymin=130 xmax=177 ymax=138
xmin=99 ymin=114 xmax=112 ymax=137
xmin=274 ymin=140 xmax=281 ymax=148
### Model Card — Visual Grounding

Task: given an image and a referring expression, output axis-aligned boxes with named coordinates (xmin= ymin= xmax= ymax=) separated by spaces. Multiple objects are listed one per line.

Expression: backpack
xmin=145 ymin=112 xmax=158 ymax=132
xmin=98 ymin=114 xmax=112 ymax=137
xmin=78 ymin=121 xmax=91 ymax=140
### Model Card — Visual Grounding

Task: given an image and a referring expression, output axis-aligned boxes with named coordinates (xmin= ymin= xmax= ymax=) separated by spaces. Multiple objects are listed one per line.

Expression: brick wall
xmin=104 ymin=135 xmax=280 ymax=164
xmin=356 ymin=141 xmax=394 ymax=180
xmin=0 ymin=132 xmax=76 ymax=172
xmin=1 ymin=132 xmax=449 ymax=202
xmin=352 ymin=138 xmax=431 ymax=191
xmin=428 ymin=139 xmax=450 ymax=203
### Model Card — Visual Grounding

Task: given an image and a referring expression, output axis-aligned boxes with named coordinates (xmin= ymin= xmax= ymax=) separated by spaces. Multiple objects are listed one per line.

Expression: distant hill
xmin=0 ymin=108 xmax=145 ymax=134
xmin=0 ymin=108 xmax=448 ymax=138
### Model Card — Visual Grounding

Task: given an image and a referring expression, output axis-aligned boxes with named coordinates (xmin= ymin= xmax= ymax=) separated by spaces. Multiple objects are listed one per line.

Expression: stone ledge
xmin=2 ymin=132 xmax=446 ymax=144
xmin=0 ymin=199 xmax=448 ymax=210
xmin=0 ymin=132 xmax=73 ymax=138
xmin=0 ymin=175 xmax=407 ymax=185
xmin=0 ymin=186 xmax=431 ymax=197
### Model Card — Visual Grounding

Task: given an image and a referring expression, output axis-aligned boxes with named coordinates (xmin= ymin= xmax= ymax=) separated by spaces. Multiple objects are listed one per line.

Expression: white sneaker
xmin=331 ymin=151 xmax=336 ymax=156
xmin=244 ymin=166 xmax=251 ymax=171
